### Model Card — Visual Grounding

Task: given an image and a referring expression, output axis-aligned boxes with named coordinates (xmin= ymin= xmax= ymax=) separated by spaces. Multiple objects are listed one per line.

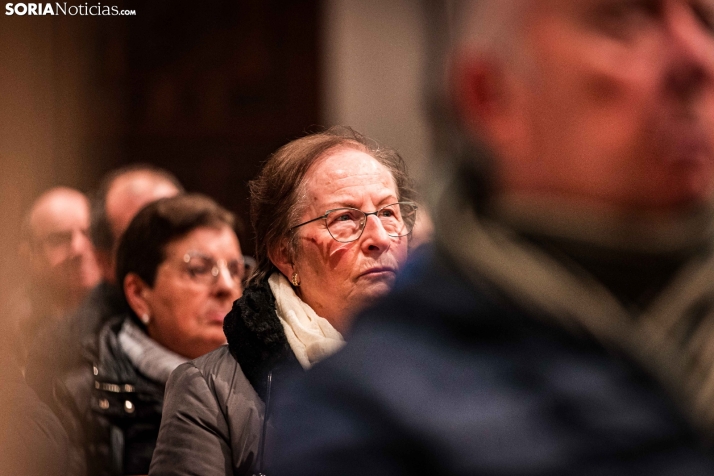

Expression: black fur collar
xmin=223 ymin=279 xmax=297 ymax=400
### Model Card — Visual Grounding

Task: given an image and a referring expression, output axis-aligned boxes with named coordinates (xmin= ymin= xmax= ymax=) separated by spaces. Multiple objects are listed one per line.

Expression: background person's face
xmin=291 ymin=148 xmax=409 ymax=331
xmin=142 ymin=226 xmax=242 ymax=359
xmin=30 ymin=193 xmax=100 ymax=296
xmin=100 ymin=174 xmax=182 ymax=284
xmin=497 ymin=0 xmax=714 ymax=210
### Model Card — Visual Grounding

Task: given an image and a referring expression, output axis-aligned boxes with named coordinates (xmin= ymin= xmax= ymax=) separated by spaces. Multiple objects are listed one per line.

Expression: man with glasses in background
xmin=25 ymin=165 xmax=183 ymax=411
xmin=5 ymin=187 xmax=100 ymax=371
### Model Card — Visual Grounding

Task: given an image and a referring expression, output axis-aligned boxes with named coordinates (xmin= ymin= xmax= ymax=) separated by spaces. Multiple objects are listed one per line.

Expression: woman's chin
xmin=203 ymin=311 xmax=229 ymax=325
xmin=191 ymin=334 xmax=228 ymax=357
xmin=358 ymin=269 xmax=397 ymax=286
xmin=356 ymin=278 xmax=396 ymax=302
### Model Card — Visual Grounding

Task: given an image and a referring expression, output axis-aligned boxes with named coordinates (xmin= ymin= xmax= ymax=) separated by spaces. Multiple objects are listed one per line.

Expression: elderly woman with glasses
xmin=149 ymin=127 xmax=417 ymax=476
xmin=62 ymin=194 xmax=245 ymax=476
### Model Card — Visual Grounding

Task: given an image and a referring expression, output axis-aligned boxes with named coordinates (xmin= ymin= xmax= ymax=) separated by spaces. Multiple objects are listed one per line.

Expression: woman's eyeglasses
xmin=181 ymin=252 xmax=255 ymax=286
xmin=289 ymin=202 xmax=418 ymax=243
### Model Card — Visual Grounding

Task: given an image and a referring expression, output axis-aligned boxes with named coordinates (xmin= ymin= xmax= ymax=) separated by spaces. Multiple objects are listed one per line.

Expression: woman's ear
xmin=123 ymin=273 xmax=151 ymax=320
xmin=452 ymin=53 xmax=529 ymax=164
xmin=268 ymin=239 xmax=294 ymax=280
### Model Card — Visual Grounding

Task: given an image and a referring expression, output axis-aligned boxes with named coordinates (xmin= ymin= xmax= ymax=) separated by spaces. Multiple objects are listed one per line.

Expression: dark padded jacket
xmin=50 ymin=314 xmax=165 ymax=476
xmin=26 ymin=281 xmax=127 ymax=407
xmin=149 ymin=346 xmax=264 ymax=475
xmin=150 ymin=280 xmax=300 ymax=476
xmin=0 ymin=325 xmax=69 ymax=476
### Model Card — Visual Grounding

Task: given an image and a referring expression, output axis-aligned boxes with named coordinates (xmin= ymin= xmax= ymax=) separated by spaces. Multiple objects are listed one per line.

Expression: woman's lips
xmin=205 ymin=310 xmax=229 ymax=324
xmin=359 ymin=267 xmax=397 ymax=279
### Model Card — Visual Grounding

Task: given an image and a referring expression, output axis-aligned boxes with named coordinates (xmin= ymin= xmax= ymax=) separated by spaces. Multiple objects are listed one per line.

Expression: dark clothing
xmin=25 ymin=281 xmax=127 ymax=406
xmin=90 ymin=315 xmax=165 ymax=475
xmin=0 ymin=326 xmax=68 ymax=476
xmin=149 ymin=346 xmax=264 ymax=476
xmin=520 ymin=230 xmax=697 ymax=311
xmin=20 ymin=281 xmax=127 ymax=474
xmin=150 ymin=280 xmax=300 ymax=476
xmin=271 ymin=246 xmax=714 ymax=475
xmin=44 ymin=313 xmax=165 ymax=476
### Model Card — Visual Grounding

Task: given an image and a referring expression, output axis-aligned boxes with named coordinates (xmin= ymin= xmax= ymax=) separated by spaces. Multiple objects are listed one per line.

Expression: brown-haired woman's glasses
xmin=289 ymin=202 xmax=418 ymax=243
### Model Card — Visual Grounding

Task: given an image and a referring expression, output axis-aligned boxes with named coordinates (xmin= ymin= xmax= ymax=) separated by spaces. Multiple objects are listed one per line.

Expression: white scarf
xmin=268 ymin=273 xmax=345 ymax=369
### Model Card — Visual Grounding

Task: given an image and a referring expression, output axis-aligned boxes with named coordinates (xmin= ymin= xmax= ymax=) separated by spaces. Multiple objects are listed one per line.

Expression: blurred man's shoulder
xmin=30 ymin=282 xmax=122 ymax=355
xmin=355 ymin=244 xmax=528 ymax=342
xmin=287 ymin=247 xmax=709 ymax=475
xmin=25 ymin=281 xmax=126 ymax=402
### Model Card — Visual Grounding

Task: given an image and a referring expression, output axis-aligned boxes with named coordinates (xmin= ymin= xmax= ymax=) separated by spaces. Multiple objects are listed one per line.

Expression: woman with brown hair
xmin=62 ymin=194 xmax=245 ymax=476
xmin=149 ymin=127 xmax=417 ymax=475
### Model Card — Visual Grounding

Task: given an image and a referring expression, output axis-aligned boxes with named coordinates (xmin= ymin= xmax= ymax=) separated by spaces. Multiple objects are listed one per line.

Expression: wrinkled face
xmin=29 ymin=192 xmax=100 ymax=297
xmin=143 ymin=226 xmax=243 ymax=359
xmin=290 ymin=148 xmax=409 ymax=330
xmin=470 ymin=0 xmax=714 ymax=210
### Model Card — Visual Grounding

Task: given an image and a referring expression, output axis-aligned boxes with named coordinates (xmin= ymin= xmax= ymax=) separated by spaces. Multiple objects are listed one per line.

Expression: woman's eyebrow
xmin=316 ymin=197 xmax=359 ymax=210
xmin=319 ymin=193 xmax=399 ymax=211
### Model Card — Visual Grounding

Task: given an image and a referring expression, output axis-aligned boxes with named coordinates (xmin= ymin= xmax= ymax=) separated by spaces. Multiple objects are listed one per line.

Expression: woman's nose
xmin=213 ymin=264 xmax=241 ymax=296
xmin=360 ymin=215 xmax=392 ymax=252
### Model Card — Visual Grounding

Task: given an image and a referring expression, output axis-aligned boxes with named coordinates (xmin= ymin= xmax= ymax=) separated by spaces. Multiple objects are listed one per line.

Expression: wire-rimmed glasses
xmin=289 ymin=202 xmax=418 ymax=243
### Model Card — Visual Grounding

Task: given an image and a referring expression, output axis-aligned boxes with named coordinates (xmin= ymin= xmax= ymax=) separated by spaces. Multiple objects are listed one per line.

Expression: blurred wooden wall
xmin=109 ymin=0 xmax=322 ymax=247
xmin=0 ymin=0 xmax=322 ymax=312
xmin=0 ymin=13 xmax=99 ymax=312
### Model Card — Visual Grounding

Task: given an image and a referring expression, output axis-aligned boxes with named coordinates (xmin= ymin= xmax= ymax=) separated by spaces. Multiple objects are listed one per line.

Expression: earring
xmin=291 ymin=272 xmax=301 ymax=287
xmin=140 ymin=313 xmax=151 ymax=325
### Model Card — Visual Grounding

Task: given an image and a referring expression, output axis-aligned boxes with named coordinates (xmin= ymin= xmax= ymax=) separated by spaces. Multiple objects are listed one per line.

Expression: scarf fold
xmin=435 ymin=179 xmax=714 ymax=438
xmin=268 ymin=273 xmax=344 ymax=369
xmin=118 ymin=319 xmax=188 ymax=384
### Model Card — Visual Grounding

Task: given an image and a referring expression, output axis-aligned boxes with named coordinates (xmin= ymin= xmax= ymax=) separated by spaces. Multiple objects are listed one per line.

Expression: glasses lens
xmin=226 ymin=260 xmax=244 ymax=283
xmin=242 ymin=256 xmax=257 ymax=281
xmin=324 ymin=203 xmax=418 ymax=242
xmin=381 ymin=203 xmax=417 ymax=237
xmin=184 ymin=254 xmax=243 ymax=286
xmin=325 ymin=208 xmax=365 ymax=242
xmin=184 ymin=255 xmax=215 ymax=285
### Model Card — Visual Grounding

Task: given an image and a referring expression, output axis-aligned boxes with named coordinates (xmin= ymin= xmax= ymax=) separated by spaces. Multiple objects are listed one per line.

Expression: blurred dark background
xmin=3 ymin=0 xmax=322 ymax=247
xmin=0 ymin=0 xmax=431 ymax=307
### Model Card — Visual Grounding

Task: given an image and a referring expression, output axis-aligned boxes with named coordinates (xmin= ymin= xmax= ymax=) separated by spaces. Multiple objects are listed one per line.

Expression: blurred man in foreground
xmin=6 ymin=187 xmax=100 ymax=369
xmin=272 ymin=1 xmax=714 ymax=474
xmin=25 ymin=165 xmax=183 ymax=407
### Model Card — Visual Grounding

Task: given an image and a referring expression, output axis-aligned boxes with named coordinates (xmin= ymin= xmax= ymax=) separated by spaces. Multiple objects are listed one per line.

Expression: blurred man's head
xmin=21 ymin=187 xmax=100 ymax=311
xmin=90 ymin=165 xmax=184 ymax=283
xmin=450 ymin=0 xmax=714 ymax=212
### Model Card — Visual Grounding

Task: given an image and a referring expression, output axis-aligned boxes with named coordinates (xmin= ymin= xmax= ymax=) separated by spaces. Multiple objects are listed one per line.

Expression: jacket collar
xmin=223 ymin=279 xmax=296 ymax=400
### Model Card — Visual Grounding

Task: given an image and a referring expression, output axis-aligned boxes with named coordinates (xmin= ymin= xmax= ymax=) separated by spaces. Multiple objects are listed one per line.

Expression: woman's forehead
xmin=163 ymin=226 xmax=240 ymax=257
xmin=305 ymin=148 xmax=395 ymax=194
